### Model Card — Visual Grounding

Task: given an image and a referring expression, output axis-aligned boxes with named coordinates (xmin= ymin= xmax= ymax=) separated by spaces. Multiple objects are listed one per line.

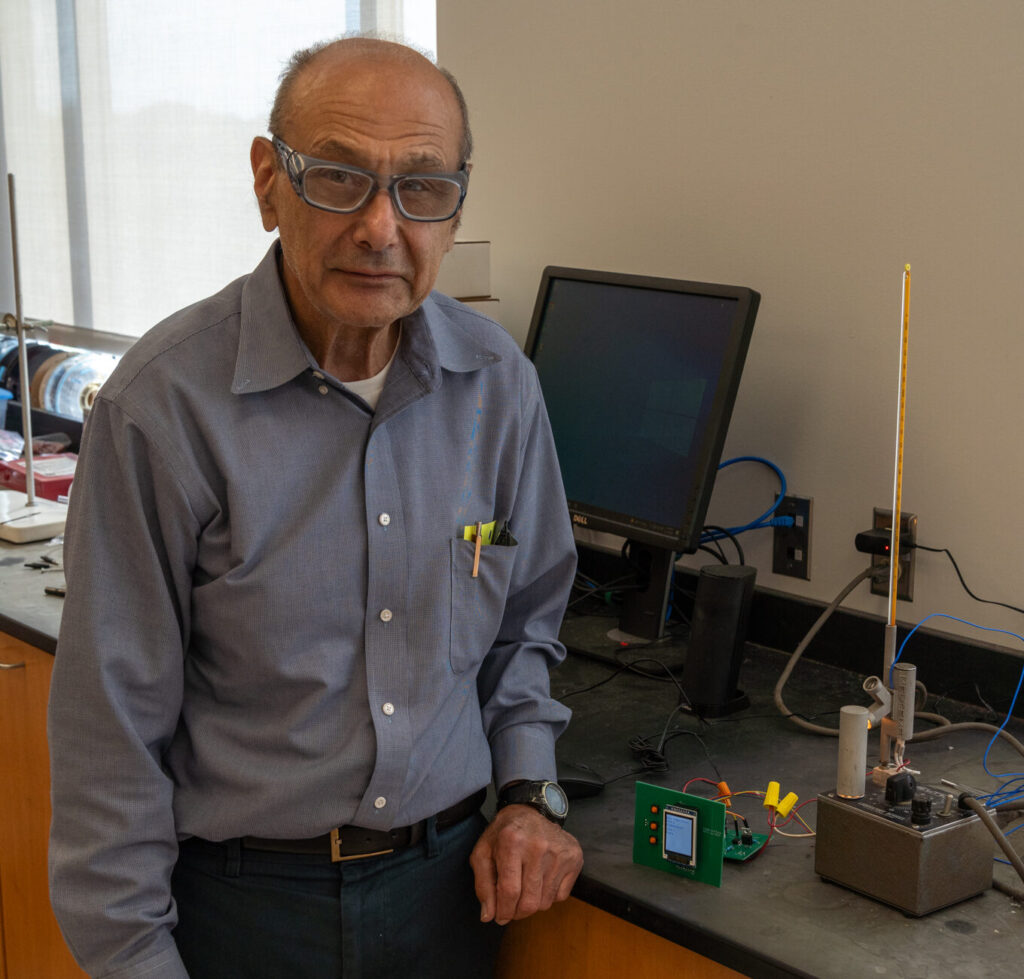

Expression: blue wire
xmin=986 ymin=775 xmax=1024 ymax=794
xmin=983 ymin=788 xmax=1024 ymax=806
xmin=700 ymin=456 xmax=789 ymax=544
xmin=892 ymin=612 xmax=1024 ymax=781
xmin=979 ymin=776 xmax=1024 ymax=806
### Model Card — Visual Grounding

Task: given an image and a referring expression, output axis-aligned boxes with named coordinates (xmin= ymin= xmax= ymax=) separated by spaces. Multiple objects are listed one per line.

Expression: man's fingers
xmin=470 ymin=836 xmax=499 ymax=922
xmin=492 ymin=829 xmax=528 ymax=924
xmin=554 ymin=860 xmax=578 ymax=903
xmin=504 ymin=841 xmax=547 ymax=920
xmin=471 ymin=806 xmax=584 ymax=925
xmin=531 ymin=830 xmax=583 ymax=916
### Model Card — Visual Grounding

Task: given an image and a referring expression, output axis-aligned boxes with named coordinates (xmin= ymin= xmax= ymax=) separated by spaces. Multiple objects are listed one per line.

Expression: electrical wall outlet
xmin=869 ymin=508 xmax=917 ymax=602
xmin=772 ymin=495 xmax=812 ymax=579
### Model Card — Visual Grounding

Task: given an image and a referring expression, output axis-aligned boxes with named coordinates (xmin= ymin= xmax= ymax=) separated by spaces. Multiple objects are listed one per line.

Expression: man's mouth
xmin=339 ymin=268 xmax=403 ymax=280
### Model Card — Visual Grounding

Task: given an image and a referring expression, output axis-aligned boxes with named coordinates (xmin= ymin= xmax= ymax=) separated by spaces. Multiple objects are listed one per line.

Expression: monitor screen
xmin=525 ymin=266 xmax=759 ymax=639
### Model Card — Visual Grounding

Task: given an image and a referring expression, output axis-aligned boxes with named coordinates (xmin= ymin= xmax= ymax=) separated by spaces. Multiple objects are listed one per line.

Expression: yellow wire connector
xmin=763 ymin=781 xmax=780 ymax=810
xmin=776 ymin=792 xmax=799 ymax=819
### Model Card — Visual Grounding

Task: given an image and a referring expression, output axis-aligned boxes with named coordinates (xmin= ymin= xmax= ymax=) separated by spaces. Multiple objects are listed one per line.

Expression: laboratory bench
xmin=2 ymin=539 xmax=1023 ymax=978
xmin=521 ymin=614 xmax=1024 ymax=978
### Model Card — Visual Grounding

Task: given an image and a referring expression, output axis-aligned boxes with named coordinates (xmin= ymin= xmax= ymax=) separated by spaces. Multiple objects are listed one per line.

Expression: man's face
xmin=252 ymin=50 xmax=464 ymax=337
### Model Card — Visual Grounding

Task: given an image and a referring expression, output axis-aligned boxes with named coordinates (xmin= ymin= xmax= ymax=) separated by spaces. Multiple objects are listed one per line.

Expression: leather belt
xmin=241 ymin=788 xmax=486 ymax=863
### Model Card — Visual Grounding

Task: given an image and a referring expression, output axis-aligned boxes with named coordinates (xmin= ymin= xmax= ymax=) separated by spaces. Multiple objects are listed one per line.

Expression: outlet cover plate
xmin=772 ymin=495 xmax=812 ymax=579
xmin=870 ymin=508 xmax=917 ymax=601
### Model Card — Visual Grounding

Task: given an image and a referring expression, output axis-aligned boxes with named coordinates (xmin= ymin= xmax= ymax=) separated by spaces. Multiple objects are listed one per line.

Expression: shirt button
xmin=374 ymin=796 xmax=387 ymax=810
xmin=382 ymin=702 xmax=395 ymax=716
xmin=318 ymin=384 xmax=329 ymax=395
xmin=312 ymin=371 xmax=324 ymax=380
xmin=378 ymin=513 xmax=391 ymax=527
xmin=379 ymin=609 xmax=393 ymax=623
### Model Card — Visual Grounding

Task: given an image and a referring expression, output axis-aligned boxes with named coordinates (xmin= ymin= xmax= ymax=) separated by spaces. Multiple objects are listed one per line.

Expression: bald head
xmin=269 ymin=37 xmax=473 ymax=164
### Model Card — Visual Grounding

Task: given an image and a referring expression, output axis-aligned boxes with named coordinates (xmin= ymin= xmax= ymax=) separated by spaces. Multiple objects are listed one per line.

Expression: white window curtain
xmin=0 ymin=1 xmax=436 ymax=337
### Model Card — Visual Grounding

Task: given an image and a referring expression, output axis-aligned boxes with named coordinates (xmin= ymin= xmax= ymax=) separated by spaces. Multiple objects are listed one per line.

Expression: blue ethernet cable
xmin=700 ymin=456 xmax=791 ymax=545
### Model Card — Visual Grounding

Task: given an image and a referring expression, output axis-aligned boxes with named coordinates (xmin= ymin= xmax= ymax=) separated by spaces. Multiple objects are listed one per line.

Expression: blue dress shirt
xmin=48 ymin=243 xmax=576 ymax=978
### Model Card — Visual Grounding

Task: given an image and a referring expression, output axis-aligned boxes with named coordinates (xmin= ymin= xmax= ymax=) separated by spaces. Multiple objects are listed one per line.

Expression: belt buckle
xmin=329 ymin=827 xmax=394 ymax=863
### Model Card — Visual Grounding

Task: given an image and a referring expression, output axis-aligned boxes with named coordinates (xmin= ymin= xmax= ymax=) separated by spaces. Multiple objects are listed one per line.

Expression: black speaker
xmin=680 ymin=564 xmax=757 ymax=717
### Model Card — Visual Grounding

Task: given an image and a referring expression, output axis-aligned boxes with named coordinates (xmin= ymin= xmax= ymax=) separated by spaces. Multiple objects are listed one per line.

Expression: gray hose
xmin=773 ymin=565 xmax=880 ymax=736
xmin=961 ymin=796 xmax=1024 ymax=887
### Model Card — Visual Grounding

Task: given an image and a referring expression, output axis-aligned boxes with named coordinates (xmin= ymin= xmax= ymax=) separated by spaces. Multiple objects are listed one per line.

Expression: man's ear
xmin=251 ymin=137 xmax=280 ymax=232
xmin=446 ymin=162 xmax=472 ymax=247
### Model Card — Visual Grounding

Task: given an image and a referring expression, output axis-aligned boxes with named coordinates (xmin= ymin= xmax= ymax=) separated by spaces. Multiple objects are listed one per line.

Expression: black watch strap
xmin=497 ymin=780 xmax=569 ymax=826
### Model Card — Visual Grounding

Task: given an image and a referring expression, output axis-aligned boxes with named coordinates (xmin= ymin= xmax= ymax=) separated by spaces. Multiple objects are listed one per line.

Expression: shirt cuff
xmin=490 ymin=722 xmax=558 ymax=790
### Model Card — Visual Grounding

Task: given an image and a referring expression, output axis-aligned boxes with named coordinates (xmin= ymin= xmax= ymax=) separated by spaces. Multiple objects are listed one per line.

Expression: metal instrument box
xmin=815 ymin=784 xmax=992 ymax=916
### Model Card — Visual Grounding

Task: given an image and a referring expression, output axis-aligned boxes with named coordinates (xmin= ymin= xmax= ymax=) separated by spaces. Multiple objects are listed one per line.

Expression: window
xmin=0 ymin=1 xmax=436 ymax=337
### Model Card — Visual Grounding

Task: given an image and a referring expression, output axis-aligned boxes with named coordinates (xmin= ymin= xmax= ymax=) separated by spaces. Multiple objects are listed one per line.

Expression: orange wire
xmin=889 ymin=265 xmax=911 ymax=627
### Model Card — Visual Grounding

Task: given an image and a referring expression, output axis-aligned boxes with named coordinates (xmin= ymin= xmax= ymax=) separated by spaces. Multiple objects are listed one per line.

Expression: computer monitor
xmin=525 ymin=266 xmax=759 ymax=640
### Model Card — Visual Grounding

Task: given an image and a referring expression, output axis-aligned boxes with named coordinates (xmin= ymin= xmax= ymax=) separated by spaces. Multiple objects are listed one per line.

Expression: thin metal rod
xmin=8 ymin=176 xmax=21 ymax=323
xmin=7 ymin=173 xmax=35 ymax=505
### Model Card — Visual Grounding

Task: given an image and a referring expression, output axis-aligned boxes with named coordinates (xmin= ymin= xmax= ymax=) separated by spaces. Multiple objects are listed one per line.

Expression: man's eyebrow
xmin=396 ymin=151 xmax=452 ymax=172
xmin=312 ymin=138 xmax=361 ymax=159
xmin=310 ymin=139 xmax=452 ymax=172
xmin=304 ymin=138 xmax=363 ymax=165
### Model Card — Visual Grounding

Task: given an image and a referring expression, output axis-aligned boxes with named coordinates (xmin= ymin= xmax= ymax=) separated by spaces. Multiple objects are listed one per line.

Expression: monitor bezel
xmin=524 ymin=265 xmax=760 ymax=556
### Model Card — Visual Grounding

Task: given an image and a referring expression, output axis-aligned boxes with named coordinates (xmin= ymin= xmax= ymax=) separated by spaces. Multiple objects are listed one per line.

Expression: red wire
xmin=682 ymin=776 xmax=720 ymax=793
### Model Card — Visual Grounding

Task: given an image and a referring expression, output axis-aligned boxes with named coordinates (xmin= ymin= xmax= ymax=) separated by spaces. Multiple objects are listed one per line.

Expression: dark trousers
xmin=171 ymin=811 xmax=503 ymax=978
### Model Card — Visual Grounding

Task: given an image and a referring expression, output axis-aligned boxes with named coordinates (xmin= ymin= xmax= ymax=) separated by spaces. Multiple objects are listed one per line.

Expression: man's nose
xmin=352 ymin=187 xmax=401 ymax=249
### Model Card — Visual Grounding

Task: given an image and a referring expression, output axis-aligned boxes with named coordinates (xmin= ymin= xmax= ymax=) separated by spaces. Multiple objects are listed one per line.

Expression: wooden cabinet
xmin=497 ymin=897 xmax=746 ymax=978
xmin=0 ymin=632 xmax=85 ymax=978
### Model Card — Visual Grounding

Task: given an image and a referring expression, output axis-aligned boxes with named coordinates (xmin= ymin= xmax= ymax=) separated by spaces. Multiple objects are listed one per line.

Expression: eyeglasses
xmin=271 ymin=136 xmax=468 ymax=222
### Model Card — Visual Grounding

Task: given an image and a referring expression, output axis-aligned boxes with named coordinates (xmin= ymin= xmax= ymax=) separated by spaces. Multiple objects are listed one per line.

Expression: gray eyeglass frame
xmin=271 ymin=135 xmax=468 ymax=222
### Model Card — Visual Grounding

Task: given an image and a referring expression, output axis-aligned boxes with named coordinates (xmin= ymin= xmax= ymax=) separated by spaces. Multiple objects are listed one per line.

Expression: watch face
xmin=543 ymin=781 xmax=569 ymax=817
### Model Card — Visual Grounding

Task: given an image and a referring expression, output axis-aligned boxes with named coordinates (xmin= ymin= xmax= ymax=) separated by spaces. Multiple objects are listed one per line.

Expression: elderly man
xmin=48 ymin=36 xmax=582 ymax=978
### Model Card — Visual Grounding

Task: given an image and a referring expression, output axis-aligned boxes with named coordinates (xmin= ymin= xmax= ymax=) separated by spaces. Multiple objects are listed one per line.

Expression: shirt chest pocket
xmin=449 ymin=537 xmax=519 ymax=674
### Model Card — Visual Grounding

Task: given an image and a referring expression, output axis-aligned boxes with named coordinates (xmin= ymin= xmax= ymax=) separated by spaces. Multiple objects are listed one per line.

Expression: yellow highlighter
xmin=463 ymin=520 xmax=496 ymax=545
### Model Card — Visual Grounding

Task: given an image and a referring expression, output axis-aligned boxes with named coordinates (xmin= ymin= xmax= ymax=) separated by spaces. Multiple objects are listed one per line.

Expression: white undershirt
xmin=342 ymin=325 xmax=401 ymax=411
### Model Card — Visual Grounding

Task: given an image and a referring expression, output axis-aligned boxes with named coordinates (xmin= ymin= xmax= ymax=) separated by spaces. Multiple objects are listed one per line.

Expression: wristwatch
xmin=497 ymin=780 xmax=569 ymax=826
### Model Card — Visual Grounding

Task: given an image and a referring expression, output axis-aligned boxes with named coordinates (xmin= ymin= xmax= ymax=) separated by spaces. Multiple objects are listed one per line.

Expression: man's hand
xmin=470 ymin=805 xmax=583 ymax=925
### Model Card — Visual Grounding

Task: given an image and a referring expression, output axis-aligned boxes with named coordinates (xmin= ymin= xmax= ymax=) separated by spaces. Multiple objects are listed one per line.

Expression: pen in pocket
xmin=472 ymin=521 xmax=483 ymax=578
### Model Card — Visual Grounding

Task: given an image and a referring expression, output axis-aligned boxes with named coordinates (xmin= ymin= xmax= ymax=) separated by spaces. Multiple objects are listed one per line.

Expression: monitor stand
xmin=559 ymin=539 xmax=688 ymax=672
xmin=615 ymin=540 xmax=675 ymax=641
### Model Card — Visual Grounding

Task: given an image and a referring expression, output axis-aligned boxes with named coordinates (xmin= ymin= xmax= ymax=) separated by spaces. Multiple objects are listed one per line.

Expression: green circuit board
xmin=632 ymin=782 xmax=727 ymax=887
xmin=723 ymin=831 xmax=769 ymax=861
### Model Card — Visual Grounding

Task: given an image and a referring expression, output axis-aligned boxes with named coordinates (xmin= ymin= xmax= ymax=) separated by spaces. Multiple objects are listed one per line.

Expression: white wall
xmin=438 ymin=0 xmax=1024 ymax=654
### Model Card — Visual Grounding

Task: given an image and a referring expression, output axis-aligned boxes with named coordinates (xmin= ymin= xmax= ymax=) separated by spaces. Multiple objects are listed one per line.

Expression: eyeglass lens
xmin=302 ymin=167 xmax=462 ymax=219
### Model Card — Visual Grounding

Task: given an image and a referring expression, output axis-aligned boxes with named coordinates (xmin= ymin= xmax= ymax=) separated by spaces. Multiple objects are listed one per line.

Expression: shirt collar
xmin=231 ymin=243 xmax=311 ymax=395
xmin=419 ymin=294 xmax=503 ymax=373
xmin=231 ymin=242 xmax=503 ymax=395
